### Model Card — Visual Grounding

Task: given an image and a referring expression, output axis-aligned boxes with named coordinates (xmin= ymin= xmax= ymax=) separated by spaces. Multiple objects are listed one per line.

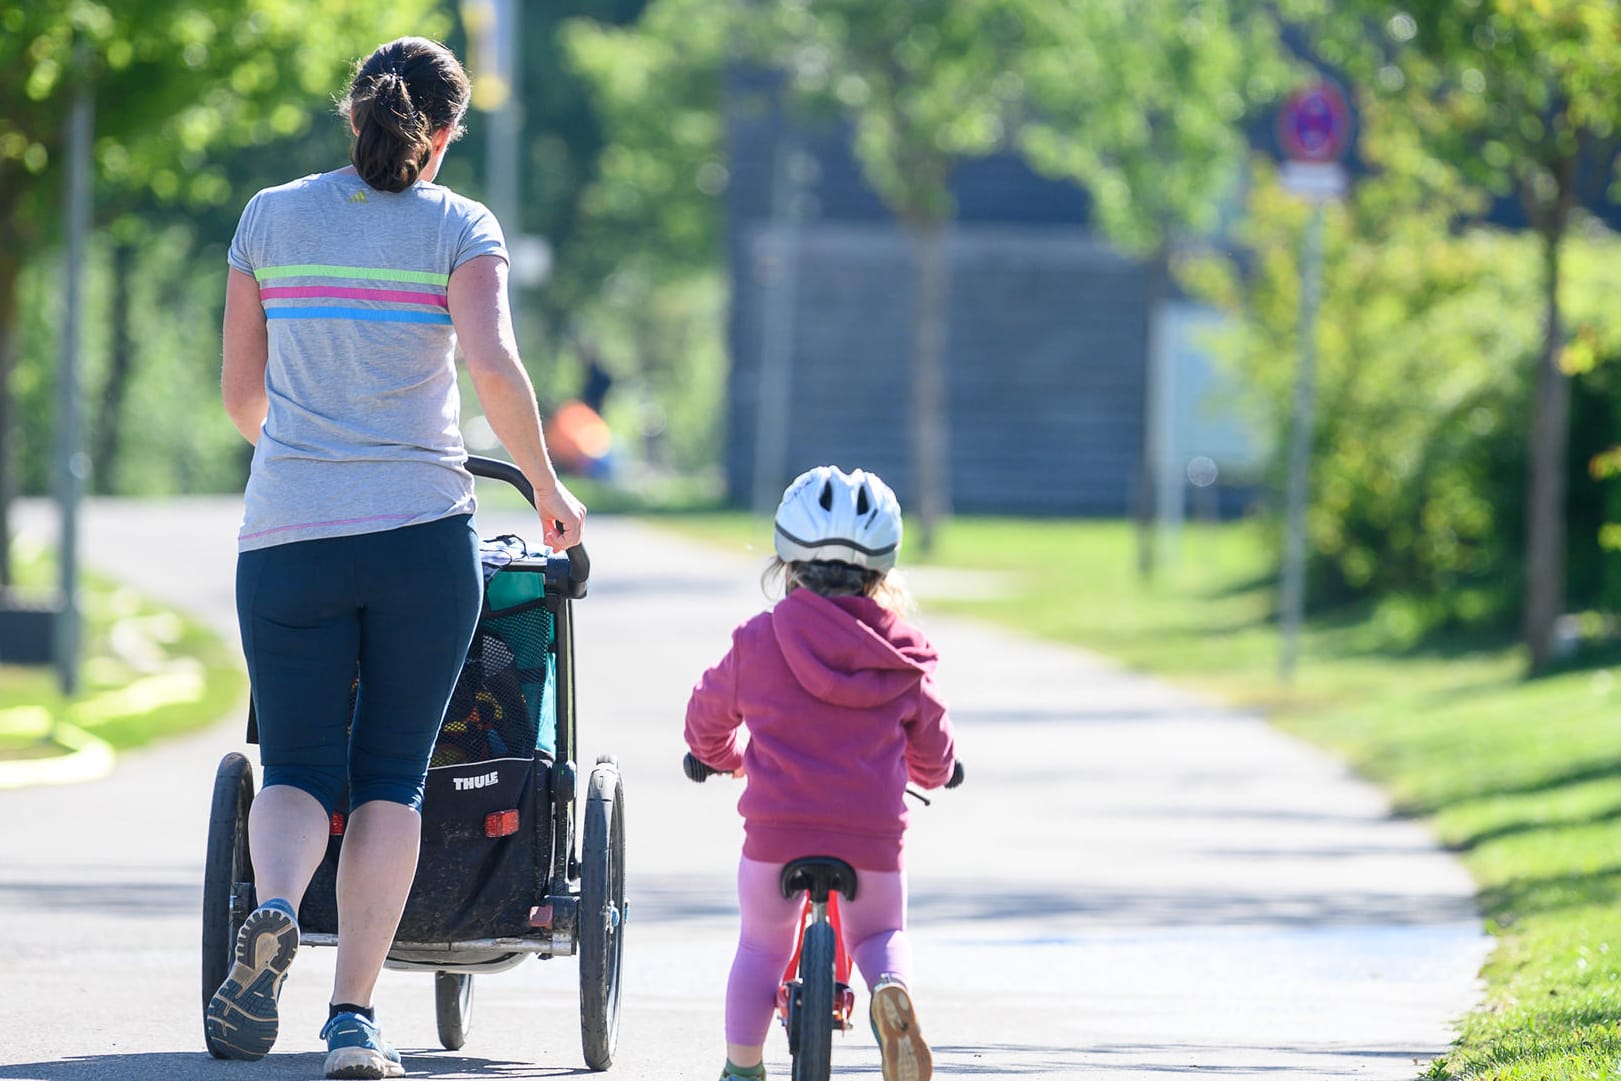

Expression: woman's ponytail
xmin=348 ymin=72 xmax=432 ymax=193
xmin=339 ymin=38 xmax=472 ymax=194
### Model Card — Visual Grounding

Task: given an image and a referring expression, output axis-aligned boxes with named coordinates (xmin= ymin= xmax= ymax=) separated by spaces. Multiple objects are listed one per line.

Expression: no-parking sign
xmin=1278 ymin=80 xmax=1352 ymax=199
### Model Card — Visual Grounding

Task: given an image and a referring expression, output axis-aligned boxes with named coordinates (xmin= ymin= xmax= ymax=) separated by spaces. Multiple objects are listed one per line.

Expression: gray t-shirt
xmin=227 ymin=170 xmax=506 ymax=551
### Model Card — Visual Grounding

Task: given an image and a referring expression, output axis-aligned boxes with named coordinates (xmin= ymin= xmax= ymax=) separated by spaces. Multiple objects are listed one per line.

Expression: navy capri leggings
xmin=236 ymin=514 xmax=482 ymax=814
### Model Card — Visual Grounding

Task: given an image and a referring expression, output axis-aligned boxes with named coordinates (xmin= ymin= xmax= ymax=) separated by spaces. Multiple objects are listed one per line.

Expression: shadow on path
xmin=0 ymin=1051 xmax=599 ymax=1080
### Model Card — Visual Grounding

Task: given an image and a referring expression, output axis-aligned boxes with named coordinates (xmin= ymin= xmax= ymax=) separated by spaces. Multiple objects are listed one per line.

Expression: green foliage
xmin=0 ymin=0 xmax=447 ymax=508
xmin=1282 ymin=0 xmax=1621 ymax=226
xmin=1 ymin=0 xmax=446 ymax=232
xmin=1015 ymin=0 xmax=1294 ymax=252
xmin=1279 ymin=0 xmax=1621 ymax=666
xmin=734 ymin=0 xmax=1027 ymax=225
xmin=559 ymin=0 xmax=729 ymax=289
xmin=1183 ymin=164 xmax=1621 ymax=632
xmin=550 ymin=0 xmax=736 ymax=481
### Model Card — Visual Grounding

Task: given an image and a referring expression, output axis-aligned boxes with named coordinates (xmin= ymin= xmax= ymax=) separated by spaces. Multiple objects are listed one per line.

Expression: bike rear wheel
xmin=791 ymin=921 xmax=835 ymax=1081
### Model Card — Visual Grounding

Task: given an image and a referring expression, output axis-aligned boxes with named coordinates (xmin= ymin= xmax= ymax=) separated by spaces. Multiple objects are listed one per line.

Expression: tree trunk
xmin=0 ymin=242 xmax=20 ymax=587
xmin=1523 ymin=199 xmax=1572 ymax=673
xmin=908 ymin=221 xmax=950 ymax=552
xmin=1136 ymin=242 xmax=1171 ymax=580
xmin=93 ymin=238 xmax=135 ymax=494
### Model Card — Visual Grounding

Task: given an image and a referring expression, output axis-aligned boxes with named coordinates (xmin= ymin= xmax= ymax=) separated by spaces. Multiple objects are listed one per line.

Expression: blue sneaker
xmin=322 ymin=1011 xmax=404 ymax=1080
xmin=205 ymin=900 xmax=299 ymax=1060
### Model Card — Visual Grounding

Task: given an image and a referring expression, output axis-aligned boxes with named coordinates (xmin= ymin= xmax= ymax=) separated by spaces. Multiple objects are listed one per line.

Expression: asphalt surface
xmin=2 ymin=496 xmax=1491 ymax=1079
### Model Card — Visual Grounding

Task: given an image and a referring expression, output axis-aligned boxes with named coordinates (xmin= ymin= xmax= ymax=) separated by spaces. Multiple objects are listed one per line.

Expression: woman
xmin=206 ymin=37 xmax=584 ymax=1080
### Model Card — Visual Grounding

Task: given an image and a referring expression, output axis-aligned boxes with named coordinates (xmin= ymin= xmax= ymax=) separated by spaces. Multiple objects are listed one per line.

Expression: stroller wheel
xmin=579 ymin=760 xmax=625 ymax=1071
xmin=435 ymin=971 xmax=474 ymax=1050
xmin=201 ymin=752 xmax=256 ymax=1058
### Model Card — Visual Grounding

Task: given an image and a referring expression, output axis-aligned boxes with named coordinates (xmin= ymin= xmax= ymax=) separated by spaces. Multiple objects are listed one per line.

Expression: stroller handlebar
xmin=466 ymin=455 xmax=590 ymax=599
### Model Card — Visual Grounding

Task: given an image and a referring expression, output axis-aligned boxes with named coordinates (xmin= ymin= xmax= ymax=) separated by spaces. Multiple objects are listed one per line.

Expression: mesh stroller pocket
xmin=432 ymin=541 xmax=556 ymax=770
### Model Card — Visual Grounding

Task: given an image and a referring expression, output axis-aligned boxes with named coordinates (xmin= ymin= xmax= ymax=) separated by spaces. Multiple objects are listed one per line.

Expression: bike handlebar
xmin=683 ymin=752 xmax=965 ymax=792
xmin=683 ymin=752 xmax=719 ymax=783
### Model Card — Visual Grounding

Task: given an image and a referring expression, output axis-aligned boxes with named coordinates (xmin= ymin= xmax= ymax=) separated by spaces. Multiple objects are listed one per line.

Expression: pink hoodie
xmin=684 ymin=588 xmax=956 ymax=871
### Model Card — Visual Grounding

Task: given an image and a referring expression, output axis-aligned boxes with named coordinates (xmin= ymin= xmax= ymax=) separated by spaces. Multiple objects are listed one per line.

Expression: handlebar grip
xmin=683 ymin=752 xmax=719 ymax=783
xmin=944 ymin=761 xmax=965 ymax=789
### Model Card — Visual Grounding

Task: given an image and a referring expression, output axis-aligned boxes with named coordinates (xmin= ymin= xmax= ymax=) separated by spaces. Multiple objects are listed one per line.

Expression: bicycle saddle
xmin=780 ymin=857 xmax=859 ymax=902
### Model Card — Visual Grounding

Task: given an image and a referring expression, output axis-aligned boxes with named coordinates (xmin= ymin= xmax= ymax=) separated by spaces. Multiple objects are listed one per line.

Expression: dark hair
xmin=339 ymin=37 xmax=470 ymax=193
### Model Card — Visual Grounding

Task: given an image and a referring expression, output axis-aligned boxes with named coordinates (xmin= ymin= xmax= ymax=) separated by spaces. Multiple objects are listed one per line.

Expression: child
xmin=685 ymin=465 xmax=960 ymax=1081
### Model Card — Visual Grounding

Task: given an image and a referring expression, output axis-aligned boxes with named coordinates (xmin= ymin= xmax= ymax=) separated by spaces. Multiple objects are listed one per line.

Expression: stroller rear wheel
xmin=434 ymin=971 xmax=474 ymax=1050
xmin=578 ymin=757 xmax=625 ymax=1071
xmin=201 ymin=752 xmax=256 ymax=1058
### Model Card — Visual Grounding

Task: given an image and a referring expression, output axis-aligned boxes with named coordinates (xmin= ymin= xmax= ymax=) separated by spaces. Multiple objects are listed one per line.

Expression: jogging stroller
xmin=200 ymin=456 xmax=625 ymax=1070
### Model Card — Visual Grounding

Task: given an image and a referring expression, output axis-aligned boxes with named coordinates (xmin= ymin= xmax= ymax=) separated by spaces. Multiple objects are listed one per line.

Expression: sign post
xmin=1277 ymin=80 xmax=1351 ymax=683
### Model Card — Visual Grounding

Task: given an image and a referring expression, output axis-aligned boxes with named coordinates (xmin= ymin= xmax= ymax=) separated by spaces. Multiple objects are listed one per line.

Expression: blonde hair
xmin=764 ymin=556 xmax=914 ymax=618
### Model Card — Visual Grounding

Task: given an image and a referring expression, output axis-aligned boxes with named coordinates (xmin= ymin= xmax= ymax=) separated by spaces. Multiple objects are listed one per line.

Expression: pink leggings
xmin=725 ymin=855 xmax=911 ymax=1046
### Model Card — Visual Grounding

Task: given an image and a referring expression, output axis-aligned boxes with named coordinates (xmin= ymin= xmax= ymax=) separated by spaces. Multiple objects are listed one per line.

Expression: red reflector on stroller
xmin=485 ymin=809 xmax=520 ymax=837
xmin=329 ymin=813 xmax=345 ymax=836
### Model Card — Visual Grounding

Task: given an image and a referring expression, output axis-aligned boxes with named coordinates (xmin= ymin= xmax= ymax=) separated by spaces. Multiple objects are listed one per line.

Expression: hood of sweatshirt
xmin=770 ymin=589 xmax=936 ymax=708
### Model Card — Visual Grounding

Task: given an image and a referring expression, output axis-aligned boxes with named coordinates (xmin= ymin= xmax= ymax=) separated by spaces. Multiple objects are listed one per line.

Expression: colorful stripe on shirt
xmin=254 ymin=264 xmax=452 ymax=325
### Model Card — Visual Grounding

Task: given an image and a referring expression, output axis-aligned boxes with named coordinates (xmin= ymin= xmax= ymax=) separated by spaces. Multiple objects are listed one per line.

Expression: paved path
xmin=1 ymin=497 xmax=1489 ymax=1079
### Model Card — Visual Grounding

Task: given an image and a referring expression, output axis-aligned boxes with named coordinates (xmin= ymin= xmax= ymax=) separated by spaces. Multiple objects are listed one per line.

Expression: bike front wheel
xmin=791 ymin=921 xmax=835 ymax=1081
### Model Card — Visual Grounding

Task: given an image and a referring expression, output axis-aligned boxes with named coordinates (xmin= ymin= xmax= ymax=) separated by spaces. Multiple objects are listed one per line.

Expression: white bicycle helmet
xmin=773 ymin=465 xmax=903 ymax=571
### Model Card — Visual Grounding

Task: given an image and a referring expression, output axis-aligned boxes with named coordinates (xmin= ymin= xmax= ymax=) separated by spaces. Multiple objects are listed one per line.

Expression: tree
xmin=0 ymin=0 xmax=444 ymax=579
xmin=1012 ymin=0 xmax=1293 ymax=577
xmin=1283 ymin=1 xmax=1621 ymax=670
xmin=736 ymin=0 xmax=1027 ymax=548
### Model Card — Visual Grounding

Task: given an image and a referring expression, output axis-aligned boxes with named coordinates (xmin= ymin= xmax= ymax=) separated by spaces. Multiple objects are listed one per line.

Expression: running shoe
xmin=204 ymin=900 xmax=299 ymax=1060
xmin=322 ymin=1010 xmax=404 ymax=1080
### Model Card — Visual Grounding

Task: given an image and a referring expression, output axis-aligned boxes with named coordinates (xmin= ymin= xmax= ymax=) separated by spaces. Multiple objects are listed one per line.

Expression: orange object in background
xmin=544 ymin=399 xmax=615 ymax=479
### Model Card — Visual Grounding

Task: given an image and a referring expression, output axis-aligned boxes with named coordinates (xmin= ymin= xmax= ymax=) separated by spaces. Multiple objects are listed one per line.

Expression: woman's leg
xmin=335 ymin=516 xmax=482 ymax=1008
xmin=331 ymin=800 xmax=423 ymax=1005
xmin=725 ymin=856 xmax=802 ymax=1068
xmin=236 ymin=538 xmax=360 ymax=902
xmin=210 ymin=540 xmax=356 ymax=1061
xmin=248 ymin=784 xmax=330 ymax=909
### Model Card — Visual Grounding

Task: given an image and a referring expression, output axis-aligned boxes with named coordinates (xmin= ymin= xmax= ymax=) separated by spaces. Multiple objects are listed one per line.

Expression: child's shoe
xmin=322 ymin=1010 xmax=404 ymax=1079
xmin=204 ymin=898 xmax=300 ymax=1060
xmin=870 ymin=978 xmax=932 ymax=1081
xmin=718 ymin=1060 xmax=766 ymax=1081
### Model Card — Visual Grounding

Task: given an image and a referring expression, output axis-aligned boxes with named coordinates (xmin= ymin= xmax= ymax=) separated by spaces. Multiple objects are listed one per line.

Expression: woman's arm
xmin=448 ymin=254 xmax=586 ymax=550
xmin=221 ymin=268 xmax=269 ymax=444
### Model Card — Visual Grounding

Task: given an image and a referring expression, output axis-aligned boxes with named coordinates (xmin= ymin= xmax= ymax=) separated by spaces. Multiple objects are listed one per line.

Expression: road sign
xmin=1278 ymin=80 xmax=1352 ymax=164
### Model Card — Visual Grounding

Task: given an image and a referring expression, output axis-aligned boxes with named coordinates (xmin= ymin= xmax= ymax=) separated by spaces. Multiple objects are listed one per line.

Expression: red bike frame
xmin=775 ymin=891 xmax=856 ymax=1031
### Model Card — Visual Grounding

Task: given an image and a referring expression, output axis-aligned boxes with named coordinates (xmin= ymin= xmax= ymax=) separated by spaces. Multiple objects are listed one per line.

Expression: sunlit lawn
xmin=655 ymin=510 xmax=1621 ymax=1081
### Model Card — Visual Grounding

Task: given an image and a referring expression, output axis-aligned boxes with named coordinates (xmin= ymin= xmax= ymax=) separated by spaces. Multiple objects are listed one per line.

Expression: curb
xmin=0 ymin=710 xmax=116 ymax=790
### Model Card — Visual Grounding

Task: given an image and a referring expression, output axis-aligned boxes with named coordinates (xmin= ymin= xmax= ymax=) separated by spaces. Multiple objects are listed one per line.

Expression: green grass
xmin=0 ymin=535 xmax=245 ymax=758
xmin=653 ymin=511 xmax=1621 ymax=1081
